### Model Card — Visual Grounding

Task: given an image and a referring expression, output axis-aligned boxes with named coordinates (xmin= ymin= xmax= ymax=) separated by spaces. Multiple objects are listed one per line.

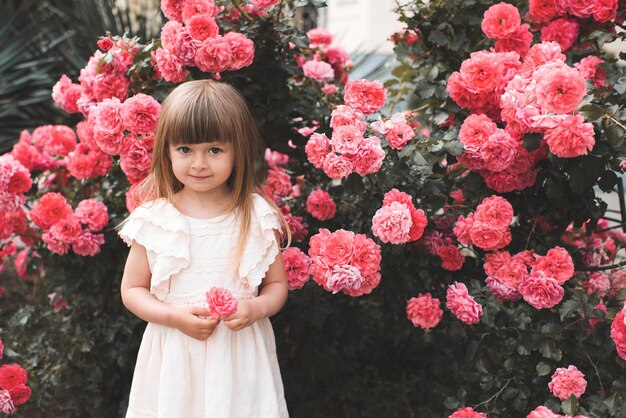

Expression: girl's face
xmin=169 ymin=141 xmax=235 ymax=199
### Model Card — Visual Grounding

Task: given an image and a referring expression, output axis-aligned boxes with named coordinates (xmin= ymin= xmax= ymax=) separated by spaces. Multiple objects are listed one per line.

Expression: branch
xmin=473 ymin=378 xmax=512 ymax=410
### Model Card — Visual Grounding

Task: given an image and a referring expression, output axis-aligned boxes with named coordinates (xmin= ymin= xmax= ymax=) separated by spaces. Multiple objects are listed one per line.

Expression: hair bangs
xmin=163 ymin=85 xmax=238 ymax=146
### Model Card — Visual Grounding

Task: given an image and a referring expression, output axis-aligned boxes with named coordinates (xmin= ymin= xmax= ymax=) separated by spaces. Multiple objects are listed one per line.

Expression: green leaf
xmin=523 ymin=133 xmax=543 ymax=152
xmin=604 ymin=392 xmax=622 ymax=415
xmin=559 ymin=299 xmax=581 ymax=321
xmin=536 ymin=361 xmax=551 ymax=377
xmin=579 ymin=104 xmax=604 ymax=122
xmin=561 ymin=395 xmax=579 ymax=415
xmin=443 ymin=397 xmax=460 ymax=409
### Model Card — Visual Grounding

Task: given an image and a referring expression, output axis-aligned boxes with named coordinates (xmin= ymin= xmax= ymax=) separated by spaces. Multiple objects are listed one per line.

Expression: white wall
xmin=320 ymin=0 xmax=404 ymax=54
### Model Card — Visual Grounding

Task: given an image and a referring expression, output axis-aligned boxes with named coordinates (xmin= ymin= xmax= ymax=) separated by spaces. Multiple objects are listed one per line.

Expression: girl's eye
xmin=177 ymin=146 xmax=191 ymax=154
xmin=209 ymin=147 xmax=222 ymax=154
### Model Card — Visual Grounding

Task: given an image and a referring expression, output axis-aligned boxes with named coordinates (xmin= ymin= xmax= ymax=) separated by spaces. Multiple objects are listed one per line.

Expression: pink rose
xmin=72 ymin=230 xmax=105 ymax=256
xmin=187 ymin=15 xmax=220 ymax=42
xmin=568 ymin=0 xmax=594 ymax=17
xmin=121 ymin=93 xmax=160 ymax=134
xmin=593 ymin=0 xmax=618 ymax=22
xmin=481 ymin=3 xmax=521 ymax=39
xmin=611 ymin=308 xmax=626 ymax=361
xmin=494 ymin=24 xmax=533 ymax=58
xmin=527 ymin=406 xmax=560 ymax=418
xmin=459 ymin=114 xmax=497 ymax=152
xmin=519 ymin=272 xmax=564 ymax=309
xmin=469 ymin=221 xmax=509 ymax=251
xmin=90 ymin=97 xmax=125 ymax=155
xmin=582 ymin=272 xmax=610 ymax=297
xmin=9 ymin=383 xmax=31 ymax=406
xmin=285 ymin=213 xmax=308 ymax=242
xmin=326 ymin=264 xmax=364 ymax=294
xmin=484 ymin=251 xmax=512 ymax=276
xmin=494 ymin=259 xmax=529 ymax=287
xmin=449 ymin=407 xmax=487 ymax=418
xmin=223 ymin=32 xmax=255 ymax=71
xmin=306 ymin=190 xmax=337 ymax=221
xmin=385 ymin=118 xmax=415 ymax=150
xmin=474 ymin=196 xmax=514 ymax=229
xmin=182 ymin=0 xmax=219 ymax=22
xmin=32 ymin=125 xmax=77 ymax=157
xmin=532 ymin=246 xmax=574 ymax=284
xmin=74 ymin=199 xmax=109 ymax=231
xmin=540 ymin=18 xmax=579 ymax=52
xmin=52 ymin=74 xmax=81 ymax=114
xmin=353 ymin=136 xmax=385 ymax=176
xmin=343 ymin=79 xmax=387 ymax=115
xmin=194 ymin=36 xmax=233 ymax=74
xmin=282 ymin=247 xmax=311 ymax=290
xmin=520 ymin=42 xmax=566 ymax=76
xmin=544 ymin=114 xmax=595 ymax=158
xmin=330 ymin=106 xmax=366 ymax=132
xmin=480 ymin=129 xmax=518 ymax=172
xmin=459 ymin=51 xmax=504 ymax=93
xmin=331 ymin=124 xmax=364 ymax=155
xmin=0 ymin=364 xmax=28 ymax=390
xmin=371 ymin=202 xmax=412 ymax=244
xmin=307 ymin=28 xmax=334 ymax=46
xmin=406 ymin=293 xmax=443 ymax=329
xmin=308 ymin=228 xmax=355 ymax=266
xmin=120 ymin=137 xmax=152 ymax=184
xmin=534 ymin=62 xmax=586 ymax=114
xmin=305 ymin=133 xmax=331 ymax=169
xmin=438 ymin=244 xmax=464 ymax=271
xmin=485 ymin=277 xmax=521 ymax=302
xmin=251 ymin=0 xmax=280 ymax=9
xmin=205 ymin=287 xmax=238 ymax=318
xmin=528 ymin=0 xmax=559 ymax=22
xmin=265 ymin=167 xmax=292 ymax=197
xmin=42 ymin=231 xmax=70 ymax=255
xmin=322 ymin=84 xmax=338 ymax=95
xmin=161 ymin=0 xmax=184 ymax=21
xmin=65 ymin=143 xmax=113 ymax=180
xmin=49 ymin=216 xmax=82 ymax=244
xmin=549 ymin=365 xmax=587 ymax=401
xmin=29 ymin=192 xmax=73 ymax=230
xmin=303 ymin=60 xmax=335 ymax=83
xmin=322 ymin=153 xmax=353 ymax=179
xmin=446 ymin=282 xmax=483 ymax=325
xmin=153 ymin=48 xmax=189 ymax=83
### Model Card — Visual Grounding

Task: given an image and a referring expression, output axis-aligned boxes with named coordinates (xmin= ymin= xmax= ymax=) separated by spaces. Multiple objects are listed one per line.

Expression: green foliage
xmin=3 ymin=0 xmax=626 ymax=417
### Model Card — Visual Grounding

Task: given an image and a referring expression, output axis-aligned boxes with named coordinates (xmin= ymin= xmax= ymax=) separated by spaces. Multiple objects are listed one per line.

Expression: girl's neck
xmin=172 ymin=188 xmax=234 ymax=218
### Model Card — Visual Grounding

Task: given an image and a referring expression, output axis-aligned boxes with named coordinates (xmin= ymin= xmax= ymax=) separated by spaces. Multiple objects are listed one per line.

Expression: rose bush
xmin=1 ymin=0 xmax=626 ymax=417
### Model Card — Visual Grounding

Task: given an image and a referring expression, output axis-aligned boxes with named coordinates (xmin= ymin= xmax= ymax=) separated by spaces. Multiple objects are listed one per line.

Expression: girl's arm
xmin=222 ymin=247 xmax=289 ymax=331
xmin=120 ymin=241 xmax=219 ymax=340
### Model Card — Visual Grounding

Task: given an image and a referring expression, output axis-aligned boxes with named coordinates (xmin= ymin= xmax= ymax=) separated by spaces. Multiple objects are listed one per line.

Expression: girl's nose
xmin=191 ymin=155 xmax=208 ymax=170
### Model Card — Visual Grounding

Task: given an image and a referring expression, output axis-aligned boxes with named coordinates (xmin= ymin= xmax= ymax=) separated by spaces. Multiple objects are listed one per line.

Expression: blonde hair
xmin=132 ymin=79 xmax=290 ymax=264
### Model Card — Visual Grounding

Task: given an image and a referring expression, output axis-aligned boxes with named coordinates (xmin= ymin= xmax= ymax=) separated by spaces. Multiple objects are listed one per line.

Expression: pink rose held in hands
xmin=205 ymin=287 xmax=238 ymax=318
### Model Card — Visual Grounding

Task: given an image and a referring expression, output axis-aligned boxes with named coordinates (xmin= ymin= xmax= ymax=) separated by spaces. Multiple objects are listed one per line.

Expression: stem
xmin=525 ymin=219 xmax=537 ymax=250
xmin=583 ymin=349 xmax=605 ymax=394
xmin=473 ymin=378 xmax=512 ymax=410
xmin=584 ymin=259 xmax=626 ymax=272
xmin=231 ymin=0 xmax=253 ymax=22
xmin=604 ymin=112 xmax=626 ymax=132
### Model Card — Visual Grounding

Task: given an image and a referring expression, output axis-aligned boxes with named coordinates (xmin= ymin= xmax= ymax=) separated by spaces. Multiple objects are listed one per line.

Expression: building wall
xmin=320 ymin=0 xmax=404 ymax=54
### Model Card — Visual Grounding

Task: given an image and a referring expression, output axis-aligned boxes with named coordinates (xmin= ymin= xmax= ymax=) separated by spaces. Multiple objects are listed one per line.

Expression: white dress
xmin=118 ymin=194 xmax=289 ymax=418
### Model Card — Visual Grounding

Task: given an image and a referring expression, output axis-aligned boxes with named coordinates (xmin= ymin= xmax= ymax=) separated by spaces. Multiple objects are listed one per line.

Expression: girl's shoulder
xmin=250 ymin=193 xmax=281 ymax=228
xmin=118 ymin=198 xmax=189 ymax=248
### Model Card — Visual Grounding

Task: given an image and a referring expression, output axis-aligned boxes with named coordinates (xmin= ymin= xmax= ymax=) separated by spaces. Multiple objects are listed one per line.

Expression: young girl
xmin=119 ymin=80 xmax=290 ymax=418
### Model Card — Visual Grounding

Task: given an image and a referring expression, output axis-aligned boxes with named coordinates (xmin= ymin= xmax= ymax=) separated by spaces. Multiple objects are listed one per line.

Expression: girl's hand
xmin=172 ymin=306 xmax=220 ymax=341
xmin=222 ymin=299 xmax=262 ymax=331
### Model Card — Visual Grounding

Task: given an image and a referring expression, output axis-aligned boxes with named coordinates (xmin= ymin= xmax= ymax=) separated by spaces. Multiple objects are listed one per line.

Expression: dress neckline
xmin=158 ymin=198 xmax=235 ymax=223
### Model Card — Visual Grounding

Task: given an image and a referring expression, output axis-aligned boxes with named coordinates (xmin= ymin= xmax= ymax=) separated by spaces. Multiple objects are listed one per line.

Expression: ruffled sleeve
xmin=118 ymin=199 xmax=190 ymax=301
xmin=238 ymin=194 xmax=281 ymax=290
